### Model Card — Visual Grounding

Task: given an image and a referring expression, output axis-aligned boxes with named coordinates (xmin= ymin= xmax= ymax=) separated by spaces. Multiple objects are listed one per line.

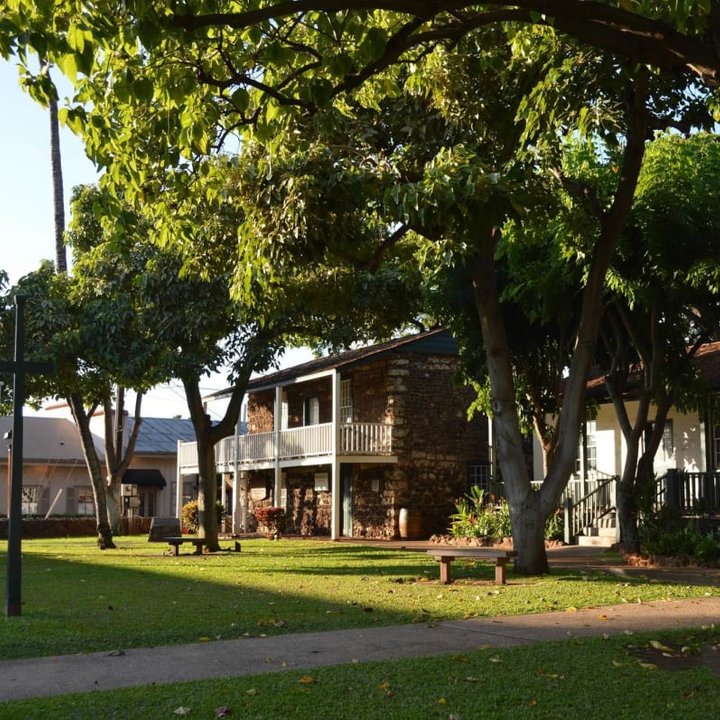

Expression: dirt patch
xmin=624 ymin=552 xmax=719 ymax=568
xmin=429 ymin=534 xmax=564 ymax=549
xmin=627 ymin=641 xmax=720 ymax=676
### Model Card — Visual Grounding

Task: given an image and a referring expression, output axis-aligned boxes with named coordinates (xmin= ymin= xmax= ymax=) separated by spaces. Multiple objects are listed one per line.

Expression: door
xmin=340 ymin=464 xmax=353 ymax=537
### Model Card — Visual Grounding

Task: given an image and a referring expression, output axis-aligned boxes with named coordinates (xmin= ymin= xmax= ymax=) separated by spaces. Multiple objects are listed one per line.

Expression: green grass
xmin=2 ymin=630 xmax=720 ymax=719
xmin=0 ymin=536 xmax=718 ymax=662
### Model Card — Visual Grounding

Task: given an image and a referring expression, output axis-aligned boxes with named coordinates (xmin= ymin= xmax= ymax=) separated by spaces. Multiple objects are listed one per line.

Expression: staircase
xmin=564 ymin=474 xmax=618 ymax=547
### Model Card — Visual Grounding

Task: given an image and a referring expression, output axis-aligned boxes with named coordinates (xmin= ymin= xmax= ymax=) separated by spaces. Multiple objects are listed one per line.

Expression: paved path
xmin=2 ymin=596 xmax=719 ymax=702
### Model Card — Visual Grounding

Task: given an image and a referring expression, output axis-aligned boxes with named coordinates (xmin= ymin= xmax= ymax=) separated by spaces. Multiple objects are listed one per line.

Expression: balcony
xmin=178 ymin=422 xmax=393 ymax=474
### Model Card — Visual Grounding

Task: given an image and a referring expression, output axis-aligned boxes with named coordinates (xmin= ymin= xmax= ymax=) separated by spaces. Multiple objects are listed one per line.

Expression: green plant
xmin=181 ymin=500 xmax=224 ymax=533
xmin=639 ymin=507 xmax=720 ymax=564
xmin=449 ymin=487 xmax=511 ymax=541
xmin=544 ymin=507 xmax=564 ymax=541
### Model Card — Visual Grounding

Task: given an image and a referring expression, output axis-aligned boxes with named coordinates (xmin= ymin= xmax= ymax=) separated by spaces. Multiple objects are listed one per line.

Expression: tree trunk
xmin=48 ymin=69 xmax=67 ymax=276
xmin=470 ymin=226 xmax=549 ymax=574
xmin=103 ymin=390 xmax=144 ymax=535
xmin=196 ymin=428 xmax=220 ymax=551
xmin=68 ymin=393 xmax=115 ymax=549
xmin=509 ymin=488 xmax=549 ymax=575
xmin=616 ymin=474 xmax=640 ymax=553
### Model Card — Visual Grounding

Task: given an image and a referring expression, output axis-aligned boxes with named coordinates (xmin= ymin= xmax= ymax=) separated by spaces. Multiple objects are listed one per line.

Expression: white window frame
xmin=75 ymin=486 xmax=95 ymax=516
xmin=304 ymin=396 xmax=320 ymax=426
xmin=340 ymin=378 xmax=353 ymax=423
xmin=21 ymin=485 xmax=40 ymax=515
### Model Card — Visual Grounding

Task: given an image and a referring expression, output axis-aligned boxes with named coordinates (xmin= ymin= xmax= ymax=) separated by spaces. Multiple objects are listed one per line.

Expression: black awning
xmin=122 ymin=469 xmax=167 ymax=488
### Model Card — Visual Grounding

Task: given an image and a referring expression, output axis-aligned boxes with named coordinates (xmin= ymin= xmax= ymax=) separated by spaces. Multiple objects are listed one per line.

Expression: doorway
xmin=340 ymin=464 xmax=353 ymax=537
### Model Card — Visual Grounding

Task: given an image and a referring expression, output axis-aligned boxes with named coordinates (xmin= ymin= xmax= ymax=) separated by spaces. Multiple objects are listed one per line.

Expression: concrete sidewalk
xmin=2 ymin=596 xmax=719 ymax=702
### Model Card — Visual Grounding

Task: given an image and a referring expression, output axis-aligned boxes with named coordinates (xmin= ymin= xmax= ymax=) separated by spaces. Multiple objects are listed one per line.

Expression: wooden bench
xmin=164 ymin=536 xmax=207 ymax=556
xmin=427 ymin=548 xmax=517 ymax=585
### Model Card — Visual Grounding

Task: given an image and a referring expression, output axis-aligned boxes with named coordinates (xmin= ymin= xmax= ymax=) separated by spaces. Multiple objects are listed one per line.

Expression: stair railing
xmin=563 ymin=475 xmax=617 ymax=544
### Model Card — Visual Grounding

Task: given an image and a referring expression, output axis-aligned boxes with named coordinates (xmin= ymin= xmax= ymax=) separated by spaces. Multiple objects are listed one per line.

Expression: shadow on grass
xmin=0 ymin=537 xmax=716 ymax=663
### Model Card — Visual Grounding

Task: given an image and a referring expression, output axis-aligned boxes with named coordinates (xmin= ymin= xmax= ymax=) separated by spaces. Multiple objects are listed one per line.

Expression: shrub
xmin=254 ymin=506 xmax=286 ymax=537
xmin=181 ymin=500 xmax=224 ymax=533
xmin=639 ymin=507 xmax=720 ymax=565
xmin=449 ymin=487 xmax=510 ymax=541
xmin=450 ymin=486 xmax=563 ymax=542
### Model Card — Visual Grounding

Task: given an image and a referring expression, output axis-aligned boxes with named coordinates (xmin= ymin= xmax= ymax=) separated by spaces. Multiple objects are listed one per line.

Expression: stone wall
xmin=244 ymin=350 xmax=489 ymax=539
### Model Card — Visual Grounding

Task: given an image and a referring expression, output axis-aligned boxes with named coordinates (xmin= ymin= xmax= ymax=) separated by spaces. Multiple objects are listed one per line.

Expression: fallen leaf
xmin=649 ymin=640 xmax=675 ymax=654
xmin=612 ymin=660 xmax=624 ymax=667
xmin=598 ymin=614 xmax=608 ymax=621
xmin=438 ymin=697 xmax=447 ymax=705
xmin=489 ymin=656 xmax=502 ymax=663
xmin=174 ymin=708 xmax=191 ymax=716
xmin=298 ymin=675 xmax=316 ymax=685
xmin=214 ymin=706 xmax=232 ymax=717
xmin=566 ymin=606 xmax=578 ymax=613
xmin=638 ymin=661 xmax=657 ymax=670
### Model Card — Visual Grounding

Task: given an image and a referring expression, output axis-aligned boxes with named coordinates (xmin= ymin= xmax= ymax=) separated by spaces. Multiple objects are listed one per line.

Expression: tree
xmin=1 ymin=3 xmax=713 ymax=572
xmin=596 ymin=132 xmax=720 ymax=551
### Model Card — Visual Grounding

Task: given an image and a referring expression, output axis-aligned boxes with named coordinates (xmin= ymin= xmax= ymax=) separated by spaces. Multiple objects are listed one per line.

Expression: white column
xmin=274 ymin=386 xmax=282 ymax=506
xmin=232 ymin=419 xmax=240 ymax=533
xmin=331 ymin=370 xmax=341 ymax=540
xmin=175 ymin=440 xmax=183 ymax=518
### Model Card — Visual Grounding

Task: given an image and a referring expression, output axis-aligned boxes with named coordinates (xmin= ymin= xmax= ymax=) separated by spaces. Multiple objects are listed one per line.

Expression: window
xmin=468 ymin=464 xmax=493 ymax=493
xmin=75 ymin=487 xmax=94 ymax=516
xmin=715 ymin=424 xmax=720 ymax=468
xmin=340 ymin=379 xmax=353 ymax=423
xmin=575 ymin=420 xmax=597 ymax=475
xmin=658 ymin=421 xmax=674 ymax=464
xmin=21 ymin=486 xmax=40 ymax=515
xmin=281 ymin=390 xmax=289 ymax=430
xmin=139 ymin=490 xmax=156 ymax=517
xmin=304 ymin=396 xmax=320 ymax=426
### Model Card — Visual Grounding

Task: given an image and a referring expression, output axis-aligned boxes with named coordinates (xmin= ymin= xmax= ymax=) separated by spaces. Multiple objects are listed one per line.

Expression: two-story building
xmin=177 ymin=329 xmax=490 ymax=540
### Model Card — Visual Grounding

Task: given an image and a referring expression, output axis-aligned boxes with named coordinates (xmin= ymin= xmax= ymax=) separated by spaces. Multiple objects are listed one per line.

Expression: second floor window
xmin=340 ymin=379 xmax=353 ymax=423
xmin=304 ymin=396 xmax=320 ymax=426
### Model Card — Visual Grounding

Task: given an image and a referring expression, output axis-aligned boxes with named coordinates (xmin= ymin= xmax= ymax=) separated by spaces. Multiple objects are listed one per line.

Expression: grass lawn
xmin=2 ymin=630 xmax=720 ymax=719
xmin=0 ymin=536 xmax=718 ymax=662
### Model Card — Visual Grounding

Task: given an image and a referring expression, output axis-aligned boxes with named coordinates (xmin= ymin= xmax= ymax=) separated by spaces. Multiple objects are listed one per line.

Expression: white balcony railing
xmin=178 ymin=421 xmax=393 ymax=471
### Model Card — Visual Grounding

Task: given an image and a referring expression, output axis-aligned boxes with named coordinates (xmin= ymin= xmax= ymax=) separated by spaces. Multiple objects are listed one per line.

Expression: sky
xmin=0 ymin=60 xmax=311 ymax=419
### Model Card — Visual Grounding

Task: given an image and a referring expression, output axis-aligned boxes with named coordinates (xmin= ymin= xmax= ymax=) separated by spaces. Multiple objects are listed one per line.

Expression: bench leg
xmin=439 ymin=557 xmax=453 ymax=584
xmin=193 ymin=543 xmax=203 ymax=555
xmin=495 ymin=558 xmax=508 ymax=585
xmin=172 ymin=543 xmax=180 ymax=557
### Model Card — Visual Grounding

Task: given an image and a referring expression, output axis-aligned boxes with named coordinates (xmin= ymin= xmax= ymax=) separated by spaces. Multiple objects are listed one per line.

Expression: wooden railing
xmin=178 ymin=421 xmax=393 ymax=471
xmin=340 ymin=422 xmax=392 ymax=455
xmin=563 ymin=475 xmax=617 ymax=543
xmin=659 ymin=470 xmax=720 ymax=514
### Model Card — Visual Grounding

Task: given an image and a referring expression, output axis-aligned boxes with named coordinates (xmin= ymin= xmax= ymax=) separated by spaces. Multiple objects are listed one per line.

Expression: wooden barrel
xmin=399 ymin=508 xmax=424 ymax=539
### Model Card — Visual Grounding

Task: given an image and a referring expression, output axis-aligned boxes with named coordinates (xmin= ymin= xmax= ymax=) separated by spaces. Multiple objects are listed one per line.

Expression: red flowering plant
xmin=254 ymin=506 xmax=286 ymax=538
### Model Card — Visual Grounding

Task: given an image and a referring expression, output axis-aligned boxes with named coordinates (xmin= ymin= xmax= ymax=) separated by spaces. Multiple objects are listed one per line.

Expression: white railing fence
xmin=340 ymin=422 xmax=392 ymax=455
xmin=178 ymin=422 xmax=393 ymax=471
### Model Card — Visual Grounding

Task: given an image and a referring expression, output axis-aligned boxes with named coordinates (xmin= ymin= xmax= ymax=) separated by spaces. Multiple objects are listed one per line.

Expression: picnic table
xmin=426 ymin=547 xmax=517 ymax=585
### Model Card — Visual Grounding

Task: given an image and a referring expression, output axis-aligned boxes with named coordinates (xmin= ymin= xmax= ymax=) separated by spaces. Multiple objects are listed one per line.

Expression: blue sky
xmin=1 ymin=60 xmax=311 ymax=417
xmin=0 ymin=60 xmax=99 ymax=284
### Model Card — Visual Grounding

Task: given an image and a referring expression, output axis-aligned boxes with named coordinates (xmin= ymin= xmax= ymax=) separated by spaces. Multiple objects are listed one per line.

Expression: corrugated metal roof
xmin=0 ymin=416 xmax=90 ymax=462
xmin=207 ymin=328 xmax=457 ymax=399
xmin=128 ymin=417 xmax=196 ymax=455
